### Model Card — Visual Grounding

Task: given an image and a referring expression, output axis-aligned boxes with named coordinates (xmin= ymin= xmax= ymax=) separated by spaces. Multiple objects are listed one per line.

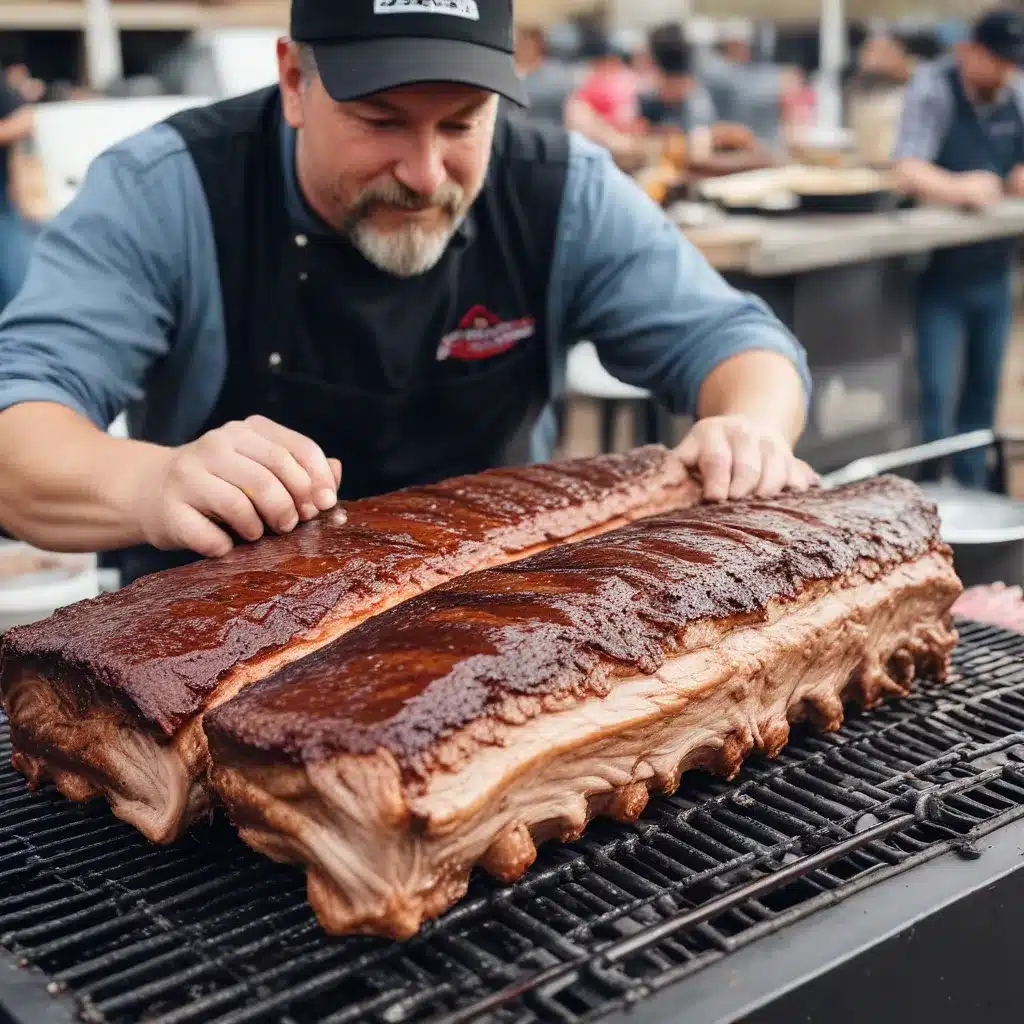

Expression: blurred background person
xmin=847 ymin=28 xmax=946 ymax=164
xmin=4 ymin=64 xmax=45 ymax=104
xmin=638 ymin=23 xmax=717 ymax=163
xmin=569 ymin=28 xmax=639 ymax=133
xmin=513 ymin=25 xmax=574 ymax=127
xmin=626 ymin=33 xmax=659 ymax=96
xmin=565 ymin=27 xmax=651 ymax=169
xmin=848 ymin=32 xmax=919 ymax=164
xmin=700 ymin=24 xmax=802 ymax=150
xmin=894 ymin=9 xmax=1024 ymax=488
xmin=0 ymin=68 xmax=35 ymax=312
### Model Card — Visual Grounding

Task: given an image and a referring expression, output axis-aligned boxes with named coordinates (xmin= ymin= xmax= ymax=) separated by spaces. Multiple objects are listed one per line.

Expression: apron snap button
xmin=295 ymin=234 xmax=309 ymax=248
xmin=299 ymin=272 xmax=309 ymax=282
xmin=268 ymin=352 xmax=283 ymax=369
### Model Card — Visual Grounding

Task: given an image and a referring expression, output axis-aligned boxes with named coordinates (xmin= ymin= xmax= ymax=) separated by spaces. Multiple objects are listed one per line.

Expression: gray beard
xmin=346 ymin=217 xmax=462 ymax=278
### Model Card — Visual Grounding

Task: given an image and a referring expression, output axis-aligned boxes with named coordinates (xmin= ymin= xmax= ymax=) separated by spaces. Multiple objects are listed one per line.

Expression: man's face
xmin=515 ymin=28 xmax=544 ymax=70
xmin=960 ymin=42 xmax=1018 ymax=97
xmin=723 ymin=40 xmax=752 ymax=64
xmin=279 ymin=41 xmax=498 ymax=278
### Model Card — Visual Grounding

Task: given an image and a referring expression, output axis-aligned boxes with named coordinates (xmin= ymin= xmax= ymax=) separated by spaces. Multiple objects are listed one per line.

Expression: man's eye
xmin=365 ymin=117 xmax=402 ymax=130
xmin=441 ymin=121 xmax=473 ymax=134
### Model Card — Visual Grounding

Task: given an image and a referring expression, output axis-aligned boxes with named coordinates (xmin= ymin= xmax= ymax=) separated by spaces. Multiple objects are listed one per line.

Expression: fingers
xmin=677 ymin=431 xmax=700 ymax=470
xmin=206 ymin=451 xmax=302 ymax=536
xmin=194 ymin=471 xmax=269 ymax=542
xmin=728 ymin=431 xmax=763 ymax=500
xmin=244 ymin=416 xmax=338 ymax=510
xmin=165 ymin=451 xmax=264 ymax=543
xmin=679 ymin=416 xmax=816 ymax=503
xmin=227 ymin=426 xmax=320 ymax=523
xmin=164 ymin=501 xmax=236 ymax=559
xmin=697 ymin=427 xmax=733 ymax=503
xmin=155 ymin=419 xmax=344 ymax=561
xmin=754 ymin=438 xmax=789 ymax=499
xmin=789 ymin=459 xmax=820 ymax=493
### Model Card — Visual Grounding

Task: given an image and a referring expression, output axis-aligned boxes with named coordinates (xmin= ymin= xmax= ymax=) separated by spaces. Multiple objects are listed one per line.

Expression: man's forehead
xmin=351 ymin=81 xmax=494 ymax=113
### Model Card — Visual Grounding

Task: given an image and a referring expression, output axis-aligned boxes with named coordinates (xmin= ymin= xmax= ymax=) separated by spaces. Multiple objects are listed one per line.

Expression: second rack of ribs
xmin=206 ymin=476 xmax=962 ymax=939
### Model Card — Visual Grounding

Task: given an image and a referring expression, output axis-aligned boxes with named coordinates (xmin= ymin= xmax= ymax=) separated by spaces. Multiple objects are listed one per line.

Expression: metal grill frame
xmin=3 ymin=620 xmax=1024 ymax=1024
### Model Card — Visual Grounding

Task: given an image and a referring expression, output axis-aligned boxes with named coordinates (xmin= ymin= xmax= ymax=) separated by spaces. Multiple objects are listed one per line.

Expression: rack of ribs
xmin=0 ymin=447 xmax=697 ymax=844
xmin=205 ymin=476 xmax=962 ymax=940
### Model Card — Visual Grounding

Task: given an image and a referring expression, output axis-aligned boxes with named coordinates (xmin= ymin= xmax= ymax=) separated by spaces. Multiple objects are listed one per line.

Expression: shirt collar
xmin=279 ymin=119 xmax=477 ymax=248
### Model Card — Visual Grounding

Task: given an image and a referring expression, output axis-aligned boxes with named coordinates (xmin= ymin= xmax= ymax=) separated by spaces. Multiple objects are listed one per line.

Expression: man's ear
xmin=278 ymin=38 xmax=306 ymax=129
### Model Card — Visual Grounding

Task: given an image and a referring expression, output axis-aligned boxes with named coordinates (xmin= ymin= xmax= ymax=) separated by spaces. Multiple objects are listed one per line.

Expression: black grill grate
xmin=4 ymin=620 xmax=1024 ymax=1024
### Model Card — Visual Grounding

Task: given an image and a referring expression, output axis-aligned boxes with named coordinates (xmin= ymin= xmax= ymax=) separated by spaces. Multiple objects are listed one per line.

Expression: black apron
xmin=924 ymin=65 xmax=1024 ymax=287
xmin=119 ymin=89 xmax=570 ymax=582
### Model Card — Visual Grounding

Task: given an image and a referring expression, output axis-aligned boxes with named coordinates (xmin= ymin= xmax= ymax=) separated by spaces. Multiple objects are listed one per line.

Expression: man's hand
xmin=677 ymin=415 xmax=818 ymax=502
xmin=956 ymin=170 xmax=1004 ymax=210
xmin=1008 ymin=165 xmax=1024 ymax=198
xmin=131 ymin=415 xmax=343 ymax=558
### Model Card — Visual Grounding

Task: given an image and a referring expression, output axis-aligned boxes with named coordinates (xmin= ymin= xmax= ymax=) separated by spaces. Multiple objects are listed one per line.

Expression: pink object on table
xmin=953 ymin=583 xmax=1024 ymax=633
xmin=574 ymin=68 xmax=640 ymax=132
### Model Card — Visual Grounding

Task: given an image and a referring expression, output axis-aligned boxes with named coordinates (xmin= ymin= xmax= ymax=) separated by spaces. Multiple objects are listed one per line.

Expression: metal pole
xmin=83 ymin=0 xmax=123 ymax=91
xmin=816 ymin=0 xmax=846 ymax=134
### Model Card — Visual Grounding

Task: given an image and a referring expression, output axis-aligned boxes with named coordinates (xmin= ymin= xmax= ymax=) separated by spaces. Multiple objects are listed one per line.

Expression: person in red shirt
xmin=571 ymin=31 xmax=640 ymax=132
xmin=565 ymin=29 xmax=653 ymax=166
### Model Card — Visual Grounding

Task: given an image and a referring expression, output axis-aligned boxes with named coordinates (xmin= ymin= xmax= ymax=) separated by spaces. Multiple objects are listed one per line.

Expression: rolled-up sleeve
xmin=892 ymin=66 xmax=951 ymax=162
xmin=0 ymin=133 xmax=185 ymax=429
xmin=549 ymin=134 xmax=810 ymax=417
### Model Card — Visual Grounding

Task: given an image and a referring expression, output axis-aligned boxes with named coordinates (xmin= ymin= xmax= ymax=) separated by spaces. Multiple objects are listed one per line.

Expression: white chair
xmin=565 ymin=342 xmax=663 ymax=453
xmin=31 ymin=96 xmax=214 ymax=216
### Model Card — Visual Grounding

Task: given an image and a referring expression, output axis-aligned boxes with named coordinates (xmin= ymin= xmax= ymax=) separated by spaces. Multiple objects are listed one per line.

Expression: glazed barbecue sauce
xmin=1 ymin=449 xmax=687 ymax=735
xmin=206 ymin=476 xmax=945 ymax=773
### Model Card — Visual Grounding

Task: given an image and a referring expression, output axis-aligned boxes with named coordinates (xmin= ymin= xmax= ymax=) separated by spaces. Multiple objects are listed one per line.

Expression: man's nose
xmin=394 ymin=135 xmax=448 ymax=199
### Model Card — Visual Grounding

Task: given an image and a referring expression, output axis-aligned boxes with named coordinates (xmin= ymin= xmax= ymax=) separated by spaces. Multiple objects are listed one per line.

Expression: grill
xmin=4 ymin=619 xmax=1024 ymax=1024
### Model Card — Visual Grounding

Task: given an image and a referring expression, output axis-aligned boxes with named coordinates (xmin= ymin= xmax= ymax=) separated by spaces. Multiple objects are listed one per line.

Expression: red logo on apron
xmin=436 ymin=305 xmax=536 ymax=362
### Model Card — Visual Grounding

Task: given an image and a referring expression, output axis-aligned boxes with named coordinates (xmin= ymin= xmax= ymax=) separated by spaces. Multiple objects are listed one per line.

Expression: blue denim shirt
xmin=0 ymin=113 xmax=809 ymax=459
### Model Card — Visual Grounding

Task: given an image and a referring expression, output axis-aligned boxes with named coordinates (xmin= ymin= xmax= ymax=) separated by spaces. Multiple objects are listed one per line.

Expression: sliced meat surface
xmin=2 ymin=447 xmax=696 ymax=842
xmin=205 ymin=476 xmax=962 ymax=938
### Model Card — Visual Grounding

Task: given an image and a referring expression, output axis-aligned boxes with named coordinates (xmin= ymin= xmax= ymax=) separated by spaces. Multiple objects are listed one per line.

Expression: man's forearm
xmin=0 ymin=402 xmax=162 ymax=553
xmin=895 ymin=158 xmax=971 ymax=205
xmin=688 ymin=126 xmax=714 ymax=163
xmin=696 ymin=350 xmax=807 ymax=444
xmin=0 ymin=107 xmax=34 ymax=147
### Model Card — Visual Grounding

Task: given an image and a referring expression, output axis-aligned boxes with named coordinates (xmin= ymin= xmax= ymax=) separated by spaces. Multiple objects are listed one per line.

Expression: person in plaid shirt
xmin=895 ymin=9 xmax=1024 ymax=488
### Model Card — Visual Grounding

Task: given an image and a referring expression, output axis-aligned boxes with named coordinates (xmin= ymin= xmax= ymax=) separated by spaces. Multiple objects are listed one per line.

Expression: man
xmin=512 ymin=25 xmax=575 ymax=127
xmin=564 ymin=28 xmax=663 ymax=170
xmin=0 ymin=0 xmax=813 ymax=583
xmin=0 ymin=72 xmax=34 ymax=311
xmin=638 ymin=23 xmax=717 ymax=162
xmin=848 ymin=33 xmax=917 ymax=166
xmin=848 ymin=31 xmax=945 ymax=165
xmin=700 ymin=26 xmax=802 ymax=150
xmin=894 ymin=9 xmax=1024 ymax=488
xmin=566 ymin=29 xmax=641 ymax=131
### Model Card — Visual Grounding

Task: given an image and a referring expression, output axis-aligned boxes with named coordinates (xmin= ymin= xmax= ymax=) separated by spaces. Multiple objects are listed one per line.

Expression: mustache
xmin=348 ymin=179 xmax=465 ymax=222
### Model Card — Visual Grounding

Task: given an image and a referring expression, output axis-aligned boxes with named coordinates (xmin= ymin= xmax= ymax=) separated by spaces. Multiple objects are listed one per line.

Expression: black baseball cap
xmin=291 ymin=0 xmax=527 ymax=106
xmin=973 ymin=9 xmax=1024 ymax=66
